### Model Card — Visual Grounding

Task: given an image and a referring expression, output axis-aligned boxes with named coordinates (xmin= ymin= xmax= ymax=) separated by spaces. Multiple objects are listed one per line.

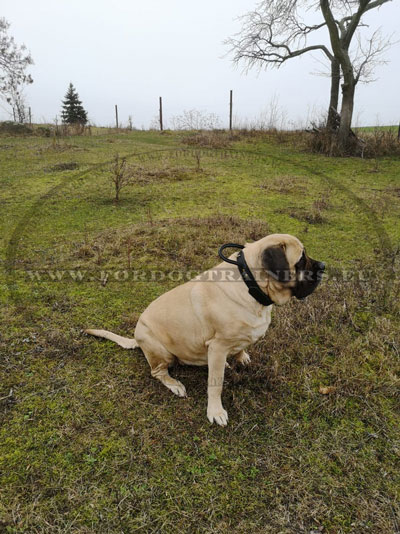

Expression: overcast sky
xmin=1 ymin=0 xmax=399 ymax=128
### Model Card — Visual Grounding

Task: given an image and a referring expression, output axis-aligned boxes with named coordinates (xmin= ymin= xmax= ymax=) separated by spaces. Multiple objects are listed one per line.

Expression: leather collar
xmin=218 ymin=243 xmax=274 ymax=306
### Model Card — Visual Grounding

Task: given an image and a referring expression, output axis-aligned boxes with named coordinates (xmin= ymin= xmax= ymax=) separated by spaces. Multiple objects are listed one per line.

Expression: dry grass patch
xmin=385 ymin=186 xmax=400 ymax=198
xmin=35 ymin=141 xmax=87 ymax=154
xmin=306 ymin=127 xmax=400 ymax=158
xmin=71 ymin=215 xmax=270 ymax=271
xmin=132 ymin=163 xmax=205 ymax=184
xmin=361 ymin=129 xmax=400 ymax=158
xmin=259 ymin=174 xmax=310 ymax=195
xmin=44 ymin=161 xmax=79 ymax=172
xmin=180 ymin=131 xmax=234 ymax=149
xmin=276 ymin=196 xmax=330 ymax=225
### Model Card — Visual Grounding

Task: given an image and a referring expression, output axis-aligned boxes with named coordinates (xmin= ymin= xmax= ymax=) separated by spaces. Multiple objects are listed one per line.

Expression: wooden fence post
xmin=159 ymin=97 xmax=163 ymax=131
xmin=115 ymin=105 xmax=119 ymax=129
xmin=28 ymin=107 xmax=32 ymax=126
xmin=229 ymin=90 xmax=233 ymax=131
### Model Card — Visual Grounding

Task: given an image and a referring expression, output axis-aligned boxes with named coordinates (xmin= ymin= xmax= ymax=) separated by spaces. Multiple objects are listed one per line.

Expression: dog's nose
xmin=317 ymin=261 xmax=325 ymax=271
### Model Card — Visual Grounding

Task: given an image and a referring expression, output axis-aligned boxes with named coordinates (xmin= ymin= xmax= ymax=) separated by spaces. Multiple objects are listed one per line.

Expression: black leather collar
xmin=218 ymin=243 xmax=274 ymax=306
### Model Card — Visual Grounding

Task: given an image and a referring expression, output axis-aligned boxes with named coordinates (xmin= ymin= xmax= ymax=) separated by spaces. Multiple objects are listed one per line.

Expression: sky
xmin=1 ymin=0 xmax=399 ymax=128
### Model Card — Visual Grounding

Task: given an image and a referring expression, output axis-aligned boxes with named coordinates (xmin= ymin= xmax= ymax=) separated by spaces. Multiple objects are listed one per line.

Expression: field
xmin=0 ymin=129 xmax=399 ymax=533
xmin=355 ymin=125 xmax=398 ymax=133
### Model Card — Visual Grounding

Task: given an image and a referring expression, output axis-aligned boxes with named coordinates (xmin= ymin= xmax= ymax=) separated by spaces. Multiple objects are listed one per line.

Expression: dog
xmin=85 ymin=233 xmax=325 ymax=426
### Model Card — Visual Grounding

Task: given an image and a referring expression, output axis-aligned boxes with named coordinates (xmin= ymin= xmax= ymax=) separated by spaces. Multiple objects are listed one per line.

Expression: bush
xmin=306 ymin=126 xmax=400 ymax=158
xmin=56 ymin=123 xmax=87 ymax=136
xmin=0 ymin=121 xmax=33 ymax=136
xmin=35 ymin=126 xmax=52 ymax=137
xmin=171 ymin=109 xmax=221 ymax=130
xmin=360 ymin=128 xmax=400 ymax=158
xmin=0 ymin=122 xmax=54 ymax=138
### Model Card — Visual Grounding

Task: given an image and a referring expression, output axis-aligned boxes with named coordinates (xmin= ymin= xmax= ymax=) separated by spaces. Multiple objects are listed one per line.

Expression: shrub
xmin=360 ymin=128 xmax=400 ymax=158
xmin=306 ymin=126 xmax=400 ymax=158
xmin=35 ymin=126 xmax=52 ymax=137
xmin=110 ymin=153 xmax=132 ymax=203
xmin=0 ymin=121 xmax=33 ymax=136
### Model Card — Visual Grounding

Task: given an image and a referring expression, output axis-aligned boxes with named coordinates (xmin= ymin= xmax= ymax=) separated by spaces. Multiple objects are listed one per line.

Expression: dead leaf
xmin=319 ymin=385 xmax=336 ymax=395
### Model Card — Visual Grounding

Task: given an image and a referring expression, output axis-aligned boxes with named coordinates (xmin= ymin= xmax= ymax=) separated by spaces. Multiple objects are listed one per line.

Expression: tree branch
xmin=342 ymin=0 xmax=370 ymax=48
xmin=364 ymin=0 xmax=392 ymax=13
xmin=320 ymin=0 xmax=343 ymax=58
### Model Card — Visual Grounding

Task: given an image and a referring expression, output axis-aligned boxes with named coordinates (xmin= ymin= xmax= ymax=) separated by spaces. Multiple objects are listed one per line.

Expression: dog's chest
xmin=250 ymin=319 xmax=270 ymax=343
xmin=230 ymin=309 xmax=271 ymax=353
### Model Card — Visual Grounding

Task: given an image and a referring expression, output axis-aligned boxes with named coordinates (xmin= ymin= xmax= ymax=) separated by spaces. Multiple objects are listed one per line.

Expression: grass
xmin=0 ymin=128 xmax=399 ymax=533
xmin=355 ymin=125 xmax=398 ymax=133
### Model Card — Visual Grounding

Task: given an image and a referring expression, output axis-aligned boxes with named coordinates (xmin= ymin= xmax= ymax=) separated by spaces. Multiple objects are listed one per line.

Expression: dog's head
xmin=247 ymin=234 xmax=325 ymax=305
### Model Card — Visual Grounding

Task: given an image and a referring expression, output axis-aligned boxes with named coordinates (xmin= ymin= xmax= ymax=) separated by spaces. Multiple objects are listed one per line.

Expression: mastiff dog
xmin=86 ymin=233 xmax=325 ymax=426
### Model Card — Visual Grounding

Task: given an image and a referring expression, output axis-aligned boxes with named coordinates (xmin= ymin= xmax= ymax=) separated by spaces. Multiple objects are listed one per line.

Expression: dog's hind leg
xmin=234 ymin=350 xmax=251 ymax=366
xmin=135 ymin=323 xmax=187 ymax=398
xmin=150 ymin=359 xmax=187 ymax=398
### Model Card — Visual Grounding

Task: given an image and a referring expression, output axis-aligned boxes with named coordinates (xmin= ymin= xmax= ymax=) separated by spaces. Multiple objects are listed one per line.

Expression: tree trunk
xmin=338 ymin=80 xmax=355 ymax=149
xmin=327 ymin=57 xmax=340 ymax=129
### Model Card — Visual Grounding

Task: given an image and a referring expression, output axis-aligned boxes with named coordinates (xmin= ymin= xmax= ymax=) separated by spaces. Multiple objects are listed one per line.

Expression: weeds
xmin=277 ymin=196 xmax=330 ymax=225
xmin=36 ymin=140 xmax=83 ymax=154
xmin=259 ymin=174 xmax=308 ymax=194
xmin=45 ymin=161 xmax=79 ymax=172
xmin=181 ymin=130 xmax=232 ymax=148
xmin=0 ymin=121 xmax=33 ymax=136
xmin=134 ymin=163 xmax=203 ymax=183
xmin=306 ymin=126 xmax=400 ymax=158
xmin=361 ymin=128 xmax=400 ymax=158
xmin=71 ymin=215 xmax=270 ymax=271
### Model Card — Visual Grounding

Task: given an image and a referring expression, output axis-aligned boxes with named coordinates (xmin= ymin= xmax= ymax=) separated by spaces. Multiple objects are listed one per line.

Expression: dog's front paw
xmin=207 ymin=406 xmax=228 ymax=426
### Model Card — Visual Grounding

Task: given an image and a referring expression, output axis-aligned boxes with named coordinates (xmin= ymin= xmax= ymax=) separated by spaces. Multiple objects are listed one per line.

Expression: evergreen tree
xmin=61 ymin=83 xmax=88 ymax=124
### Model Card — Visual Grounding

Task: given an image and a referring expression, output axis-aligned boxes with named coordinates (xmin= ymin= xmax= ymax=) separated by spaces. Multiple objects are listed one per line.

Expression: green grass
xmin=355 ymin=124 xmax=398 ymax=133
xmin=1 ymin=129 xmax=399 ymax=533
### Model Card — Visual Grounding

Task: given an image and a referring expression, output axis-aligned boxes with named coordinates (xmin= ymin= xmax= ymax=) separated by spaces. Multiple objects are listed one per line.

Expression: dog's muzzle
xmin=294 ymin=260 xmax=325 ymax=300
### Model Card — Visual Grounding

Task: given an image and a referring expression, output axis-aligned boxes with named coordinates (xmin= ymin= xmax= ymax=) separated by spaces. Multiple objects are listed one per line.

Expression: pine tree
xmin=61 ymin=83 xmax=88 ymax=124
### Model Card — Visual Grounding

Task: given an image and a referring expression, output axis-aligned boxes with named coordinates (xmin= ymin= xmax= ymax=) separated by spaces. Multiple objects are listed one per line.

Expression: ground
xmin=0 ymin=128 xmax=399 ymax=533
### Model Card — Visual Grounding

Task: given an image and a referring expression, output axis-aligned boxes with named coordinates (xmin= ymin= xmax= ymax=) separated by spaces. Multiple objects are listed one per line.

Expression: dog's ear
xmin=262 ymin=245 xmax=290 ymax=282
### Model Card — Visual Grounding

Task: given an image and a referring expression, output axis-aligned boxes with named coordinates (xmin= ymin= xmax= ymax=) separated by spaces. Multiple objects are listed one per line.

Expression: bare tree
xmin=320 ymin=0 xmax=392 ymax=147
xmin=225 ymin=1 xmax=340 ymax=128
xmin=3 ymin=74 xmax=28 ymax=122
xmin=226 ymin=0 xmax=393 ymax=146
xmin=0 ymin=18 xmax=33 ymax=108
xmin=110 ymin=154 xmax=132 ymax=203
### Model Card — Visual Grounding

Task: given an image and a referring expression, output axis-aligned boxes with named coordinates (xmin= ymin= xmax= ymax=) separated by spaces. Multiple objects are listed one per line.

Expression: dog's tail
xmin=84 ymin=329 xmax=139 ymax=349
